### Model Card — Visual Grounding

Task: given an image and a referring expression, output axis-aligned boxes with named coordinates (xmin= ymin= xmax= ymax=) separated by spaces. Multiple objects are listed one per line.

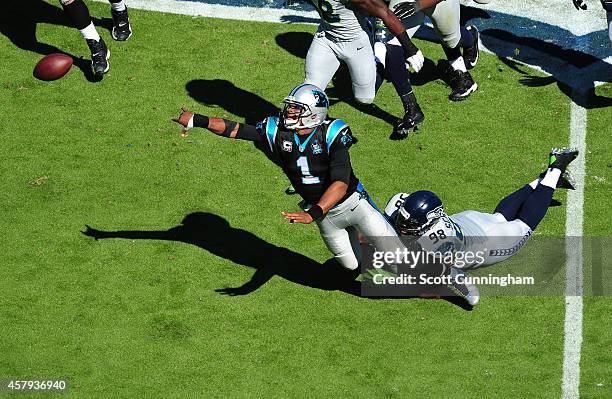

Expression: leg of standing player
xmin=427 ymin=0 xmax=479 ymax=101
xmin=305 ymin=31 xmax=342 ymax=91
xmin=59 ymin=0 xmax=110 ymax=76
xmin=339 ymin=31 xmax=377 ymax=105
xmin=376 ymin=12 xmax=426 ymax=136
xmin=108 ymin=0 xmax=132 ymax=41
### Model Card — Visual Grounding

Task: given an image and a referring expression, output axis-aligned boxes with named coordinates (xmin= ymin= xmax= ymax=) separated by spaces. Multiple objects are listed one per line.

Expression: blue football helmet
xmin=395 ymin=190 xmax=445 ymax=236
xmin=281 ymin=84 xmax=329 ymax=130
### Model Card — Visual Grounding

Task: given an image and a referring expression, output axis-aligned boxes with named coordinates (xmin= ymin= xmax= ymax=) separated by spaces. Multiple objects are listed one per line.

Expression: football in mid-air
xmin=33 ymin=53 xmax=73 ymax=81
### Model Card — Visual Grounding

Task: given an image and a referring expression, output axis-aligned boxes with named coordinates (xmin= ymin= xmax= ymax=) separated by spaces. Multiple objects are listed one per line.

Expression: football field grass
xmin=0 ymin=2 xmax=610 ymax=398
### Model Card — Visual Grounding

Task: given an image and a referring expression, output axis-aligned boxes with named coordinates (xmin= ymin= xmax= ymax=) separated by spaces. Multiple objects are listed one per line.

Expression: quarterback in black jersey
xmin=173 ymin=84 xmax=400 ymax=271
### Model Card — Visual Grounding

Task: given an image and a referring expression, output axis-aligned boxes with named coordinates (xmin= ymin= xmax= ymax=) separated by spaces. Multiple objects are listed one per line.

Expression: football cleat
xmin=463 ymin=25 xmax=480 ymax=70
xmin=447 ymin=68 xmax=478 ymax=101
xmin=447 ymin=267 xmax=479 ymax=306
xmin=395 ymin=100 xmax=425 ymax=136
xmin=548 ymin=147 xmax=579 ymax=173
xmin=539 ymin=170 xmax=576 ymax=190
xmin=86 ymin=38 xmax=110 ymax=76
xmin=111 ymin=7 xmax=132 ymax=41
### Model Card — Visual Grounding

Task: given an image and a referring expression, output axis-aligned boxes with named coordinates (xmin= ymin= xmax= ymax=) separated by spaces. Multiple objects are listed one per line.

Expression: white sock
xmin=540 ymin=168 xmax=561 ymax=189
xmin=528 ymin=178 xmax=540 ymax=190
xmin=79 ymin=23 xmax=100 ymax=41
xmin=110 ymin=1 xmax=126 ymax=12
xmin=450 ymin=57 xmax=467 ymax=73
xmin=374 ymin=42 xmax=387 ymax=69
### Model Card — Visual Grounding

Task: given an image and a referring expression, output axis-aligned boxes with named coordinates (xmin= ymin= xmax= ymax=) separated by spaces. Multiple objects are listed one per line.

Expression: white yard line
xmin=561 ymin=99 xmax=587 ymax=399
xmin=94 ymin=0 xmax=319 ymax=23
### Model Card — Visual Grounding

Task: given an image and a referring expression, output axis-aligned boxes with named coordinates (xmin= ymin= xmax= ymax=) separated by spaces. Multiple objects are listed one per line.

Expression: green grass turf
xmin=0 ymin=1 xmax=609 ymax=398
xmin=579 ymin=96 xmax=612 ymax=399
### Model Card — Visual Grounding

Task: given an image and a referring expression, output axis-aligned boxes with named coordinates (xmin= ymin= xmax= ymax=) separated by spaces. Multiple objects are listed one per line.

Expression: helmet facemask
xmin=280 ymin=84 xmax=329 ymax=130
xmin=281 ymin=100 xmax=315 ymax=130
xmin=395 ymin=205 xmax=445 ymax=237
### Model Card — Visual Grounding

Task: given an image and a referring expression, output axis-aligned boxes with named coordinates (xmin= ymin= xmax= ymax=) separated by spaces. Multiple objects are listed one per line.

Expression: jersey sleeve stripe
xmin=266 ymin=117 xmax=279 ymax=152
xmin=325 ymin=119 xmax=348 ymax=152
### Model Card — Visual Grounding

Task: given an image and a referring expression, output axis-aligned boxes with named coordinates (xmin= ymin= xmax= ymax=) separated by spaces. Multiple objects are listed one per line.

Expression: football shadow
xmin=1 ymin=0 xmax=114 ymax=82
xmin=82 ymin=212 xmax=472 ymax=310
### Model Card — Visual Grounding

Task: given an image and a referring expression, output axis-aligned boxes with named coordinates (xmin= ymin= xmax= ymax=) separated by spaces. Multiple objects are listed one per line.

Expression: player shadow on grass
xmin=0 ymin=0 xmax=114 ymax=82
xmin=456 ymin=4 xmax=612 ymax=109
xmin=83 ymin=212 xmax=360 ymax=295
xmin=185 ymin=79 xmax=280 ymax=125
xmin=185 ymin=79 xmax=287 ymax=166
xmin=81 ymin=212 xmax=472 ymax=310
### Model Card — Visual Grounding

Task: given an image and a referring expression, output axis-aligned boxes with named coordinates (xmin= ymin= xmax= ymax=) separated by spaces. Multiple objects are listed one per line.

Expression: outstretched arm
xmin=172 ymin=108 xmax=262 ymax=141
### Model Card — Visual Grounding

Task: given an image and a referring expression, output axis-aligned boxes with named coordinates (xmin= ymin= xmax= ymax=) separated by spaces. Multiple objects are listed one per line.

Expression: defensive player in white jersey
xmin=384 ymin=148 xmax=579 ymax=271
xmin=305 ymin=0 xmax=431 ymax=105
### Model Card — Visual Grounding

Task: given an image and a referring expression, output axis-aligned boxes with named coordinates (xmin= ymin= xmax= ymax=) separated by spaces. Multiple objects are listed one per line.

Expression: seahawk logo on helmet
xmin=395 ymin=190 xmax=446 ymax=236
xmin=281 ymin=84 xmax=329 ymax=130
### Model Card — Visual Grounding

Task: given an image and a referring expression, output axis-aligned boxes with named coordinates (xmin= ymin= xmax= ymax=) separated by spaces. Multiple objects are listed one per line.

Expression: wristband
xmin=396 ymin=31 xmax=418 ymax=57
xmin=307 ymin=205 xmax=325 ymax=222
xmin=193 ymin=114 xmax=209 ymax=128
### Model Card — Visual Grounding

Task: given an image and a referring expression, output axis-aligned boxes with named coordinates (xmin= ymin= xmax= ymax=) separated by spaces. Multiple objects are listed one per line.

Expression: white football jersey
xmin=313 ymin=0 xmax=370 ymax=41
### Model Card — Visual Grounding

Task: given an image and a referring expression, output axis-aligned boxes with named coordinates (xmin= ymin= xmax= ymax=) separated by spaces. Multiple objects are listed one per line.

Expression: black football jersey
xmin=256 ymin=117 xmax=359 ymax=204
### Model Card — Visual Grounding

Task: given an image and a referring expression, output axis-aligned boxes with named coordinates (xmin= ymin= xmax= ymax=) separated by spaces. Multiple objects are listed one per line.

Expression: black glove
xmin=392 ymin=1 xmax=420 ymax=20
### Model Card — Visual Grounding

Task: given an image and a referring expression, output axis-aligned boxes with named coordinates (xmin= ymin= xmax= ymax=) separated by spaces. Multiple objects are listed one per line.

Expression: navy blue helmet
xmin=395 ymin=190 xmax=445 ymax=236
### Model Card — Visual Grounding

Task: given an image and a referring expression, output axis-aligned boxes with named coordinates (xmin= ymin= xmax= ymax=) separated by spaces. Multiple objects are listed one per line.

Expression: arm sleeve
xmin=328 ymin=127 xmax=353 ymax=185
xmin=234 ymin=123 xmax=264 ymax=142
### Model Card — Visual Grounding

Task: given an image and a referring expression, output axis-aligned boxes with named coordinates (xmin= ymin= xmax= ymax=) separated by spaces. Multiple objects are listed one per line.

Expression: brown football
xmin=33 ymin=53 xmax=73 ymax=81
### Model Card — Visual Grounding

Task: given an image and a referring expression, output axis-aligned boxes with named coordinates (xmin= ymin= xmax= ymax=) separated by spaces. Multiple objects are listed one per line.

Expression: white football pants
xmin=388 ymin=0 xmax=462 ymax=49
xmin=305 ymin=29 xmax=377 ymax=104
xmin=315 ymin=191 xmax=401 ymax=270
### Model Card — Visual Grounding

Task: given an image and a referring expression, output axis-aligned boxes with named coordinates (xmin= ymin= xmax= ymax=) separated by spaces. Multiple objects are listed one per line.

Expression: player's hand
xmin=82 ymin=225 xmax=105 ymax=240
xmin=572 ymin=0 xmax=587 ymax=10
xmin=171 ymin=107 xmax=194 ymax=137
xmin=392 ymin=1 xmax=419 ymax=20
xmin=405 ymin=49 xmax=425 ymax=73
xmin=281 ymin=211 xmax=314 ymax=224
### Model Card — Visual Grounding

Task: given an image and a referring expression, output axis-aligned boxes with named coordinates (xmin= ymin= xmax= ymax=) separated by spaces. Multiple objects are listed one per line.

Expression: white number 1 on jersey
xmin=297 ymin=156 xmax=320 ymax=185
